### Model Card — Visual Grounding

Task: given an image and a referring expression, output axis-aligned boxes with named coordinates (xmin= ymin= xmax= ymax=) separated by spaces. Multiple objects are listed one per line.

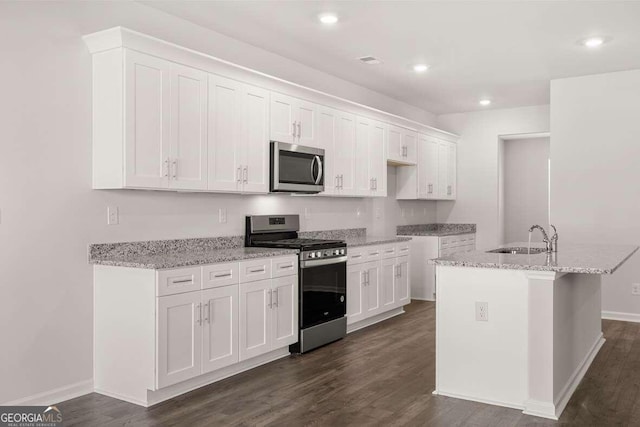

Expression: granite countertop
xmin=432 ymin=243 xmax=639 ymax=275
xmin=89 ymin=236 xmax=298 ymax=270
xmin=397 ymin=223 xmax=476 ymax=237
xmin=344 ymin=235 xmax=412 ymax=248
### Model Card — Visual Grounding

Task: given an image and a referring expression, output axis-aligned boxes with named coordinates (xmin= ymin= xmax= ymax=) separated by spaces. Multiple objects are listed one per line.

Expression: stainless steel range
xmin=245 ymin=214 xmax=347 ymax=353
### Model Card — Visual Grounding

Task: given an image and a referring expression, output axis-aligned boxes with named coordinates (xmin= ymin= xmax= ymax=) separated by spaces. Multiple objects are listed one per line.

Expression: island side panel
xmin=552 ymin=273 xmax=604 ymax=413
xmin=435 ymin=266 xmax=528 ymax=409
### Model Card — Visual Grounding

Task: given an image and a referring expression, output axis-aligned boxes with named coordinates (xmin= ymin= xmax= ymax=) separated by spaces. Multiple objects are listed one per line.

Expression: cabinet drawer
xmin=396 ymin=242 xmax=410 ymax=256
xmin=272 ymin=256 xmax=298 ymax=278
xmin=239 ymin=259 xmax=272 ymax=283
xmin=381 ymin=244 xmax=397 ymax=259
xmin=202 ymin=262 xmax=239 ymax=289
xmin=157 ymin=267 xmax=202 ymax=296
xmin=348 ymin=247 xmax=366 ymax=264
xmin=364 ymin=246 xmax=382 ymax=262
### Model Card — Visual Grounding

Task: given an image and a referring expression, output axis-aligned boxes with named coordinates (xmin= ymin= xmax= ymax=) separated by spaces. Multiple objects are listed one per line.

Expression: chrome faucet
xmin=529 ymin=224 xmax=558 ymax=253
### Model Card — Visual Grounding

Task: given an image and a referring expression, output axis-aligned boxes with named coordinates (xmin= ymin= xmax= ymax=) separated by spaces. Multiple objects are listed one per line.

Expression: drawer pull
xmin=352 ymin=254 xmax=362 ymax=258
xmin=171 ymin=278 xmax=193 ymax=284
xmin=213 ymin=272 xmax=232 ymax=278
xmin=370 ymin=252 xmax=380 ymax=256
xmin=385 ymin=249 xmax=394 ymax=253
xmin=279 ymin=264 xmax=294 ymax=269
xmin=249 ymin=267 xmax=266 ymax=273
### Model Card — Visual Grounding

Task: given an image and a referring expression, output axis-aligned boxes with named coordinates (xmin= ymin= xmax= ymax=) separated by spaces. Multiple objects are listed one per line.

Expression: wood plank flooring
xmin=57 ymin=301 xmax=640 ymax=426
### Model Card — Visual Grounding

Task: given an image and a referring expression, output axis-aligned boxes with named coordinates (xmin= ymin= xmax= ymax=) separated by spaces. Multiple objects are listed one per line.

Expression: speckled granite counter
xmin=299 ymin=228 xmax=411 ymax=248
xmin=432 ymin=243 xmax=638 ymax=274
xmin=89 ymin=236 xmax=297 ymax=269
xmin=397 ymin=223 xmax=476 ymax=237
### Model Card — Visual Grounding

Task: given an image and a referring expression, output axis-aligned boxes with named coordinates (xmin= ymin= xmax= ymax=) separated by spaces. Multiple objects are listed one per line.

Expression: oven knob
xmin=340 ymin=249 xmax=345 ymax=255
xmin=316 ymin=251 xmax=322 ymax=258
xmin=309 ymin=252 xmax=316 ymax=258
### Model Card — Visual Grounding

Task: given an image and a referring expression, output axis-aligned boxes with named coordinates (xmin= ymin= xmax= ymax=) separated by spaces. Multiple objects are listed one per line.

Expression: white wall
xmin=0 ymin=1 xmax=438 ymax=404
xmin=436 ymin=106 xmax=550 ymax=249
xmin=550 ymin=70 xmax=640 ymax=318
xmin=502 ymin=137 xmax=550 ymax=243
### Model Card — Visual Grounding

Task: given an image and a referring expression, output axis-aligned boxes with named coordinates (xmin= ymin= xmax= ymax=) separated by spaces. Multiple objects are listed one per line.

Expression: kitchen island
xmin=431 ymin=243 xmax=638 ymax=420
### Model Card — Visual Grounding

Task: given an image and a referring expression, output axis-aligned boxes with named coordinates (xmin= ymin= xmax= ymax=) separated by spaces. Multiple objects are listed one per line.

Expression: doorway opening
xmin=498 ymin=132 xmax=551 ymax=244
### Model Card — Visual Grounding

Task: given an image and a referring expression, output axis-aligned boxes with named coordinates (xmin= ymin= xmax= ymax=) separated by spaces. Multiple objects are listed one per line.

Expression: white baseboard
xmin=347 ymin=307 xmax=405 ymax=334
xmin=602 ymin=310 xmax=640 ymax=323
xmin=2 ymin=379 xmax=93 ymax=406
xmin=411 ymin=297 xmax=435 ymax=302
xmin=433 ymin=389 xmax=524 ymax=411
xmin=553 ymin=333 xmax=605 ymax=418
xmin=522 ymin=399 xmax=558 ymax=420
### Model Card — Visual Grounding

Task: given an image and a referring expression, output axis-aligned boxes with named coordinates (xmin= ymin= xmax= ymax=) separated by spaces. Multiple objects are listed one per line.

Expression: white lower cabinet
xmin=239 ymin=275 xmax=298 ymax=361
xmin=94 ymin=254 xmax=298 ymax=407
xmin=346 ymin=243 xmax=411 ymax=329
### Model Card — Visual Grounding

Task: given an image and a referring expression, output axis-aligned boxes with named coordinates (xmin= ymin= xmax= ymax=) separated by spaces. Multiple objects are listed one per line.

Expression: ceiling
xmin=143 ymin=1 xmax=640 ymax=115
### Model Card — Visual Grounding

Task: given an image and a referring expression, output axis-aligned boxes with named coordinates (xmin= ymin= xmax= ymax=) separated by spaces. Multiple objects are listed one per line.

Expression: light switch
xmin=107 ymin=206 xmax=119 ymax=225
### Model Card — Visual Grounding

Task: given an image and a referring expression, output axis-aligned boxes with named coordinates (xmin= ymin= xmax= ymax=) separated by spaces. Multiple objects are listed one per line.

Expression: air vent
xmin=358 ymin=56 xmax=382 ymax=65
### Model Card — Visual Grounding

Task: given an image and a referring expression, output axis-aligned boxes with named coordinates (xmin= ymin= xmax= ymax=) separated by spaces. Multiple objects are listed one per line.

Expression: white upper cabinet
xmin=208 ymin=76 xmax=269 ymax=194
xmin=387 ymin=124 xmax=417 ymax=165
xmin=124 ymin=50 xmax=171 ymax=189
xmin=318 ymin=107 xmax=338 ymax=195
xmin=333 ymin=111 xmax=357 ymax=195
xmin=169 ymin=63 xmax=208 ymax=190
xmin=396 ymin=133 xmax=457 ymax=200
xmin=269 ymin=93 xmax=319 ymax=147
xmin=355 ymin=117 xmax=387 ymax=197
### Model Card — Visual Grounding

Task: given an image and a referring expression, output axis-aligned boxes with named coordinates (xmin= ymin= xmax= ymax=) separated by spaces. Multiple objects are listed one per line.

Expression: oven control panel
xmin=301 ymin=247 xmax=347 ymax=260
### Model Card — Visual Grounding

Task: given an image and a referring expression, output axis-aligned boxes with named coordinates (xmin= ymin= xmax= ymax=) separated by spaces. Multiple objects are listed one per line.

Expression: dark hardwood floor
xmin=58 ymin=301 xmax=640 ymax=426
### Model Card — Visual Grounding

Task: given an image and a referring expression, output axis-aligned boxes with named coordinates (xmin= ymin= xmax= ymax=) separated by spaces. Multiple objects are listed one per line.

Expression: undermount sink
xmin=486 ymin=247 xmax=547 ymax=255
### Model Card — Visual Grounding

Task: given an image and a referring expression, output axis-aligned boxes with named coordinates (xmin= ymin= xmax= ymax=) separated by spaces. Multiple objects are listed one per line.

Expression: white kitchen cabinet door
xmin=438 ymin=140 xmax=450 ymax=199
xmin=355 ymin=117 xmax=372 ymax=196
xmin=387 ymin=124 xmax=404 ymax=163
xmin=369 ymin=120 xmax=387 ymax=197
xmin=395 ymin=256 xmax=410 ymax=307
xmin=169 ymin=63 xmax=208 ymax=190
xmin=124 ymin=49 xmax=170 ymax=189
xmin=241 ymin=84 xmax=270 ymax=193
xmin=156 ymin=292 xmax=202 ymax=388
xmin=271 ymin=275 xmax=298 ymax=348
xmin=201 ymin=286 xmax=239 ymax=373
xmin=448 ymin=142 xmax=457 ymax=200
xmin=364 ymin=261 xmax=382 ymax=317
xmin=239 ymin=279 xmax=272 ymax=361
xmin=296 ymin=100 xmax=319 ymax=147
xmin=318 ymin=107 xmax=337 ymax=195
xmin=208 ymin=75 xmax=243 ymax=192
xmin=347 ymin=264 xmax=366 ymax=325
xmin=403 ymin=130 xmax=418 ymax=164
xmin=380 ymin=257 xmax=397 ymax=311
xmin=424 ymin=137 xmax=439 ymax=199
xmin=334 ymin=112 xmax=357 ymax=195
xmin=270 ymin=92 xmax=296 ymax=144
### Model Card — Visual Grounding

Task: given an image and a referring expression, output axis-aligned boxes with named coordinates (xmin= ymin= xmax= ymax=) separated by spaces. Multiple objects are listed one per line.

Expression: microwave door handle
xmin=312 ymin=155 xmax=323 ymax=185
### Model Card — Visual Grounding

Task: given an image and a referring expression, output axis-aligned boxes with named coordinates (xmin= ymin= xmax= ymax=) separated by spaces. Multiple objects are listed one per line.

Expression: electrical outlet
xmin=218 ymin=208 xmax=227 ymax=224
xmin=632 ymin=283 xmax=640 ymax=296
xmin=356 ymin=207 xmax=362 ymax=217
xmin=304 ymin=207 xmax=311 ymax=219
xmin=475 ymin=302 xmax=488 ymax=321
xmin=107 ymin=206 xmax=119 ymax=225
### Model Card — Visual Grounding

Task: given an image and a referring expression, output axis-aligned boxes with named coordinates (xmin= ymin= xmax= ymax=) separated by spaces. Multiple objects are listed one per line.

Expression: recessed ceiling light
xmin=479 ymin=99 xmax=491 ymax=106
xmin=580 ymin=36 xmax=611 ymax=48
xmin=413 ymin=64 xmax=429 ymax=73
xmin=319 ymin=13 xmax=338 ymax=25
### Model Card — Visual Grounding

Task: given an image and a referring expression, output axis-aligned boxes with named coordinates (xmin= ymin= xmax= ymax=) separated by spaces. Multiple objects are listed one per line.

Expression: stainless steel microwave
xmin=270 ymin=141 xmax=324 ymax=193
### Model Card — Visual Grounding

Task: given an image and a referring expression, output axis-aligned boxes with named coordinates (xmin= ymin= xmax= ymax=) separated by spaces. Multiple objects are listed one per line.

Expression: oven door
xmin=271 ymin=141 xmax=324 ymax=193
xmin=299 ymin=257 xmax=347 ymax=329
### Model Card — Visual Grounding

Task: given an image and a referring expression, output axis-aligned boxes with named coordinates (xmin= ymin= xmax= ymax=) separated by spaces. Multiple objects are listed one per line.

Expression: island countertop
xmin=432 ymin=243 xmax=638 ymax=274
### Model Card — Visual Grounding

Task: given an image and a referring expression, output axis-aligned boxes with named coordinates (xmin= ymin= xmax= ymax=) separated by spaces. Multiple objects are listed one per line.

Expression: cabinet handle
xmin=340 ymin=174 xmax=344 ymax=189
xmin=243 ymin=166 xmax=248 ymax=184
xmin=292 ymin=122 xmax=296 ymax=137
xmin=172 ymin=160 xmax=177 ymax=179
xmin=268 ymin=289 xmax=273 ymax=309
xmin=249 ymin=267 xmax=266 ymax=273
xmin=171 ymin=278 xmax=193 ymax=284
xmin=237 ymin=166 xmax=242 ymax=183
xmin=213 ymin=272 xmax=232 ymax=278
xmin=396 ymin=264 xmax=401 ymax=278
xmin=273 ymin=288 xmax=279 ymax=308
xmin=374 ymin=178 xmax=377 ymax=190
xmin=370 ymin=252 xmax=380 ymax=256
xmin=278 ymin=263 xmax=294 ymax=270
xmin=297 ymin=122 xmax=301 ymax=139
xmin=335 ymin=175 xmax=339 ymax=188
xmin=352 ymin=254 xmax=362 ymax=259
xmin=370 ymin=178 xmax=373 ymax=190
xmin=196 ymin=303 xmax=202 ymax=326
xmin=204 ymin=302 xmax=210 ymax=324
xmin=164 ymin=158 xmax=170 ymax=177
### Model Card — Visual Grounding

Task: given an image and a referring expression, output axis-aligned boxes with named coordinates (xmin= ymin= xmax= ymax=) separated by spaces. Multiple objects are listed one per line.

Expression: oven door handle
xmin=300 ymin=256 xmax=347 ymax=269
